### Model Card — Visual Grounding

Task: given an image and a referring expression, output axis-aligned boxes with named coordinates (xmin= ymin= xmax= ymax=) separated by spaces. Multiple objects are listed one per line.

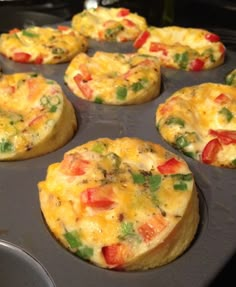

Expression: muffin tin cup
xmin=0 ymin=24 xmax=235 ymax=287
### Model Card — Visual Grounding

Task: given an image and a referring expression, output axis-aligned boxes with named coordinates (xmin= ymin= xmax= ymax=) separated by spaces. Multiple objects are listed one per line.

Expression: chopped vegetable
xmin=189 ymin=58 xmax=204 ymax=71
xmin=92 ymin=141 xmax=106 ymax=153
xmin=119 ymin=222 xmax=141 ymax=242
xmin=22 ymin=30 xmax=39 ymax=38
xmin=175 ymin=135 xmax=189 ymax=149
xmin=205 ymin=33 xmax=220 ymax=42
xmin=149 ymin=42 xmax=168 ymax=55
xmin=74 ymin=74 xmax=93 ymax=99
xmin=132 ymin=173 xmax=146 ymax=184
xmin=80 ymin=186 xmax=114 ymax=209
xmin=173 ymin=52 xmax=189 ymax=70
xmin=60 ymin=153 xmax=90 ymax=176
xmin=117 ymin=8 xmax=130 ymax=17
xmin=157 ymin=158 xmax=183 ymax=174
xmin=0 ymin=139 xmax=14 ymax=153
xmin=102 ymin=243 xmax=127 ymax=266
xmin=219 ymin=107 xmax=233 ymax=122
xmin=209 ymin=130 xmax=236 ymax=145
xmin=116 ymin=86 xmax=127 ymax=100
xmin=173 ymin=181 xmax=188 ymax=191
xmin=214 ymin=93 xmax=230 ymax=104
xmin=12 ymin=52 xmax=31 ymax=63
xmin=165 ymin=116 xmax=185 ymax=127
xmin=133 ymin=30 xmax=150 ymax=49
xmin=138 ymin=214 xmax=167 ymax=242
xmin=201 ymin=138 xmax=222 ymax=164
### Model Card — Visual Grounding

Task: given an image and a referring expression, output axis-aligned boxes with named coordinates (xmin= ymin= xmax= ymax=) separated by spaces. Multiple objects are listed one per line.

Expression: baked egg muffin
xmin=64 ymin=51 xmax=161 ymax=105
xmin=71 ymin=7 xmax=147 ymax=42
xmin=156 ymin=83 xmax=236 ymax=168
xmin=135 ymin=26 xmax=225 ymax=71
xmin=0 ymin=72 xmax=77 ymax=160
xmin=0 ymin=26 xmax=88 ymax=64
xmin=38 ymin=137 xmax=199 ymax=270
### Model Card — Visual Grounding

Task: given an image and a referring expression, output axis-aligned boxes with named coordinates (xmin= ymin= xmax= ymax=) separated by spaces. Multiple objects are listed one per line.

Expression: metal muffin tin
xmin=0 ymin=24 xmax=236 ymax=287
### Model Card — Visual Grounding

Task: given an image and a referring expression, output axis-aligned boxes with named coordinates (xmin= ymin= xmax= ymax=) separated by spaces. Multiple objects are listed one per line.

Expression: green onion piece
xmin=219 ymin=107 xmax=233 ymax=122
xmin=105 ymin=152 xmax=121 ymax=169
xmin=132 ymin=173 xmax=146 ymax=184
xmin=64 ymin=231 xmax=81 ymax=249
xmin=92 ymin=142 xmax=106 ymax=153
xmin=131 ymin=81 xmax=144 ymax=92
xmin=49 ymin=105 xmax=57 ymax=113
xmin=171 ymin=173 xmax=193 ymax=181
xmin=105 ymin=25 xmax=123 ymax=40
xmin=94 ymin=97 xmax=103 ymax=104
xmin=119 ymin=222 xmax=141 ymax=242
xmin=148 ymin=175 xmax=162 ymax=192
xmin=116 ymin=86 xmax=127 ymax=100
xmin=176 ymin=135 xmax=189 ymax=148
xmin=52 ymin=47 xmax=64 ymax=55
xmin=174 ymin=181 xmax=188 ymax=191
xmin=183 ymin=150 xmax=196 ymax=159
xmin=22 ymin=30 xmax=39 ymax=38
xmin=173 ymin=52 xmax=189 ymax=70
xmin=232 ymin=159 xmax=236 ymax=166
xmin=226 ymin=70 xmax=236 ymax=86
xmin=0 ymin=139 xmax=14 ymax=153
xmin=76 ymin=246 xmax=93 ymax=260
xmin=165 ymin=116 xmax=185 ymax=127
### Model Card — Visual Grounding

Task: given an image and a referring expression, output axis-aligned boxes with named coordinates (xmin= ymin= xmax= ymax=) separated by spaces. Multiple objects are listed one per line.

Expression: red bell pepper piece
xmin=60 ymin=153 xmax=90 ymax=176
xmin=74 ymin=74 xmax=93 ymax=99
xmin=205 ymin=33 xmax=220 ymax=42
xmin=157 ymin=158 xmax=183 ymax=174
xmin=102 ymin=243 xmax=127 ymax=266
xmin=80 ymin=186 xmax=114 ymax=209
xmin=138 ymin=214 xmax=167 ymax=242
xmin=201 ymin=138 xmax=222 ymax=164
xmin=189 ymin=58 xmax=204 ymax=71
xmin=149 ymin=42 xmax=168 ymax=55
xmin=34 ymin=55 xmax=44 ymax=64
xmin=209 ymin=130 xmax=236 ymax=145
xmin=133 ymin=30 xmax=150 ymax=49
xmin=78 ymin=64 xmax=92 ymax=81
xmin=214 ymin=93 xmax=230 ymax=104
xmin=12 ymin=52 xmax=31 ymax=63
xmin=57 ymin=25 xmax=69 ymax=31
xmin=9 ymin=28 xmax=20 ymax=34
xmin=122 ymin=18 xmax=136 ymax=27
xmin=117 ymin=8 xmax=130 ymax=17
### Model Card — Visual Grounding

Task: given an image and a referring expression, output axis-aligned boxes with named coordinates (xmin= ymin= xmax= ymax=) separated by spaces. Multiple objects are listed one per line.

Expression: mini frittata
xmin=0 ymin=26 xmax=88 ymax=64
xmin=64 ymin=51 xmax=161 ymax=105
xmin=135 ymin=26 xmax=225 ymax=71
xmin=225 ymin=69 xmax=236 ymax=87
xmin=38 ymin=137 xmax=199 ymax=270
xmin=71 ymin=7 xmax=147 ymax=42
xmin=0 ymin=72 xmax=77 ymax=160
xmin=156 ymin=83 xmax=236 ymax=168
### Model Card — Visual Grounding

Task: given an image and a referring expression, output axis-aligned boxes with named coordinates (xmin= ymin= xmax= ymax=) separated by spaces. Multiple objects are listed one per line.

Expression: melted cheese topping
xmin=156 ymin=83 xmax=236 ymax=168
xmin=0 ymin=26 xmax=88 ymax=64
xmin=64 ymin=51 xmax=161 ymax=105
xmin=39 ymin=137 xmax=199 ymax=270
xmin=0 ymin=72 xmax=77 ymax=160
xmin=136 ymin=26 xmax=225 ymax=70
xmin=72 ymin=6 xmax=147 ymax=42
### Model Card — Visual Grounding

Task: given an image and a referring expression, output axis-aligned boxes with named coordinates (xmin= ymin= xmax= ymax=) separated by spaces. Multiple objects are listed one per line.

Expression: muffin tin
xmin=0 ymin=22 xmax=236 ymax=287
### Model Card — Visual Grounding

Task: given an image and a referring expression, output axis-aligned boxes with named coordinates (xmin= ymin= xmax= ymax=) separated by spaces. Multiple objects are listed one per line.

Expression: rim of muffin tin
xmin=0 ymin=25 xmax=235 ymax=287
xmin=0 ymin=240 xmax=55 ymax=287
